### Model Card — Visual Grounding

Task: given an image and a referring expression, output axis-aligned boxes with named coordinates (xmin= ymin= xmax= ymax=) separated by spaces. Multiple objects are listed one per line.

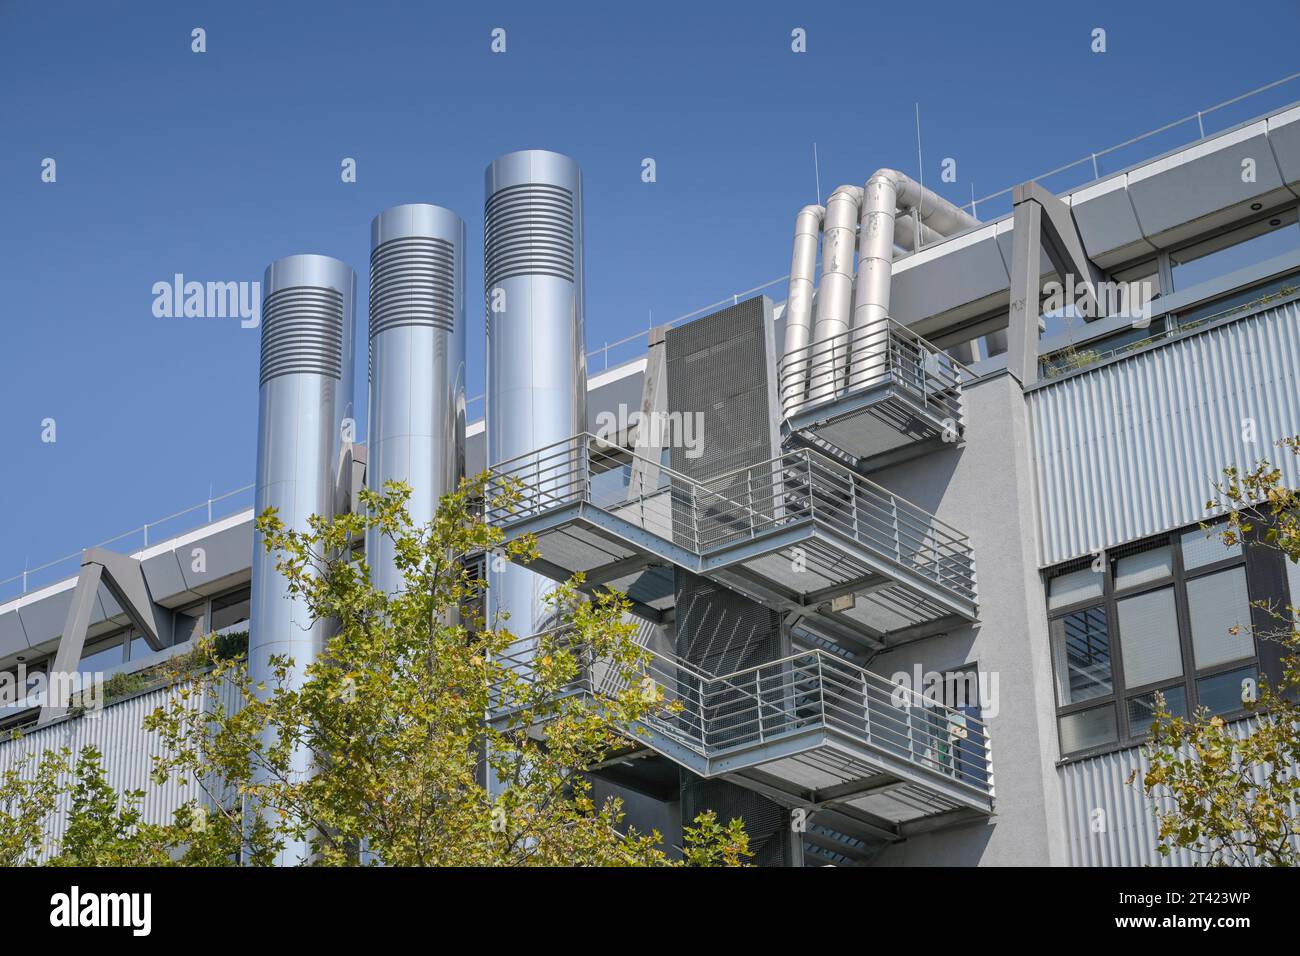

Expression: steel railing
xmin=777 ymin=318 xmax=970 ymax=424
xmin=0 ymin=483 xmax=256 ymax=602
xmin=486 ymin=435 xmax=977 ymax=606
xmin=490 ymin=628 xmax=994 ymax=803
xmin=692 ymin=448 xmax=977 ymax=602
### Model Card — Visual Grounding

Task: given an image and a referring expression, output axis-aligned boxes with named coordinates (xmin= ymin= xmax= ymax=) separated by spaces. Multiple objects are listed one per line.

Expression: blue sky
xmin=2 ymin=0 xmax=1299 ymax=587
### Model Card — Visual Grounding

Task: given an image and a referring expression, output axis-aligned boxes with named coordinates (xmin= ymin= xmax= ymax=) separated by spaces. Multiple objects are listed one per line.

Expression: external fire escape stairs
xmin=482 ymin=283 xmax=1017 ymax=853
xmin=491 ymin=630 xmax=996 ymax=850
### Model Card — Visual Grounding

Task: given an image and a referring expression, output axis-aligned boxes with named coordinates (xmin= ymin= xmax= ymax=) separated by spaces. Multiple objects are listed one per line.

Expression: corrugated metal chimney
xmin=366 ymin=204 xmax=466 ymax=594
xmin=485 ymin=150 xmax=586 ymax=642
xmin=250 ymin=253 xmax=356 ymax=864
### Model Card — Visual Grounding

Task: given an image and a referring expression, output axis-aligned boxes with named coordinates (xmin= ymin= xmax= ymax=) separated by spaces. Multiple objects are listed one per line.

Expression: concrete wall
xmin=865 ymin=373 xmax=1068 ymax=865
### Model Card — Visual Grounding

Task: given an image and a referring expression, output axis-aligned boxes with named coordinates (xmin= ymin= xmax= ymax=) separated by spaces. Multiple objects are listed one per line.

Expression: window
xmin=1180 ymin=526 xmax=1240 ymax=570
xmin=1170 ymin=209 xmax=1300 ymax=292
xmin=1046 ymin=519 xmax=1269 ymax=759
xmin=1116 ymin=587 xmax=1182 ymax=688
xmin=1048 ymin=566 xmax=1103 ymax=610
xmin=1196 ymin=666 xmax=1259 ymax=716
xmin=172 ymin=603 xmax=205 ymax=646
xmin=1050 ymin=606 xmax=1111 ymax=704
xmin=127 ymin=633 xmax=153 ymax=661
xmin=1059 ymin=705 xmax=1118 ymax=753
xmin=79 ymin=634 xmax=125 ymax=673
xmin=210 ymin=587 xmax=250 ymax=635
xmin=1127 ymin=685 xmax=1187 ymax=736
xmin=1185 ymin=567 xmax=1254 ymax=669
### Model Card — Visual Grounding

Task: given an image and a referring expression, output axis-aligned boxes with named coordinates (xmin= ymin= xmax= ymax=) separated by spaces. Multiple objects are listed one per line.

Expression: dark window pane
xmin=1127 ymin=685 xmax=1188 ymax=736
xmin=211 ymin=587 xmax=250 ymax=634
xmin=1059 ymin=705 xmax=1118 ymax=754
xmin=79 ymin=636 xmax=124 ymax=673
xmin=1050 ymin=605 xmax=1112 ymax=705
xmin=1196 ymin=666 xmax=1258 ymax=716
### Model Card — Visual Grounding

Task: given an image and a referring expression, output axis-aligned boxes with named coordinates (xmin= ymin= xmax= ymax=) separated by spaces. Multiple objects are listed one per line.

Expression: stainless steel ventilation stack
xmin=366 ymin=204 xmax=466 ymax=594
xmin=485 ymin=149 xmax=586 ymax=642
xmin=249 ymin=253 xmax=356 ymax=864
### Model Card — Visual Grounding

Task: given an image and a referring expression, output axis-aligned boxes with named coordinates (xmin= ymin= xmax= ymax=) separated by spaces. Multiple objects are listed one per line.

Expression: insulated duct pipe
xmin=780 ymin=203 xmax=824 ymax=411
xmin=485 ymin=149 xmax=586 ymax=655
xmin=808 ymin=185 xmax=861 ymax=402
xmin=851 ymin=170 xmax=978 ymax=385
xmin=366 ymin=204 xmax=466 ymax=596
xmin=797 ymin=169 xmax=978 ymax=400
xmin=250 ymin=253 xmax=357 ymax=865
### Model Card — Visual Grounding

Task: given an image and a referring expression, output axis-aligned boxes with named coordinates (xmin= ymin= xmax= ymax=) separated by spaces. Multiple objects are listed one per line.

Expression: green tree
xmin=128 ymin=474 xmax=749 ymax=866
xmin=1132 ymin=437 xmax=1300 ymax=866
xmin=0 ymin=749 xmax=62 ymax=865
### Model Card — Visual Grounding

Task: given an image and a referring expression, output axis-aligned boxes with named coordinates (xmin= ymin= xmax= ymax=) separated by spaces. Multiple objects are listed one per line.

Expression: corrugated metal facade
xmin=1060 ymin=716 xmax=1300 ymax=866
xmin=0 ymin=677 xmax=242 ymax=861
xmin=1030 ymin=301 xmax=1300 ymax=567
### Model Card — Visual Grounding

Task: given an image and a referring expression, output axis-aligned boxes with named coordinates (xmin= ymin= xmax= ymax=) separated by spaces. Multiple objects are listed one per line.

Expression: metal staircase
xmin=490 ymin=630 xmax=995 ymax=838
xmin=486 ymin=433 xmax=976 ymax=649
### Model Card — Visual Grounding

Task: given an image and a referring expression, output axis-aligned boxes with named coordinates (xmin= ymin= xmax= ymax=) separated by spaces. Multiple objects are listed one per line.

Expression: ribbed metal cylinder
xmin=250 ymin=253 xmax=356 ymax=864
xmin=485 ymin=150 xmax=586 ymax=642
xmin=365 ymin=204 xmax=466 ymax=595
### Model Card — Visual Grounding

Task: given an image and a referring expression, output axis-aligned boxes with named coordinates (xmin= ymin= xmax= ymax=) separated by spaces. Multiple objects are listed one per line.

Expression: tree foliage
xmin=1132 ymin=437 xmax=1300 ymax=866
xmin=1 ymin=475 xmax=749 ymax=866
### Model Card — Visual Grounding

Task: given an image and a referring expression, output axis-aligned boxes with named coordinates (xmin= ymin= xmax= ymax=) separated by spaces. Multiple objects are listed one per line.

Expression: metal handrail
xmin=492 ymin=630 xmax=995 ymax=801
xmin=486 ymin=434 xmax=977 ymax=604
xmin=777 ymin=317 xmax=970 ymax=424
xmin=1 ymin=483 xmax=256 ymax=600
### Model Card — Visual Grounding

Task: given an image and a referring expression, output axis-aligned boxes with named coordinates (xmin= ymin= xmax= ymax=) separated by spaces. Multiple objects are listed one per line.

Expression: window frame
xmin=1046 ymin=521 xmax=1266 ymax=762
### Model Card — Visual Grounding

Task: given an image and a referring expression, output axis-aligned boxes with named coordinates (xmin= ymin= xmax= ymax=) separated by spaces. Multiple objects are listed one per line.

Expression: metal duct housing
xmin=250 ymin=253 xmax=356 ymax=863
xmin=366 ymin=204 xmax=466 ymax=595
xmin=485 ymin=150 xmax=586 ymax=639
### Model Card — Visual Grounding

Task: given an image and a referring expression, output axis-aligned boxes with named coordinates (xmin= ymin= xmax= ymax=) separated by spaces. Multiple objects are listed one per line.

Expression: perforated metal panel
xmin=680 ymin=773 xmax=794 ymax=867
xmin=666 ymin=299 xmax=793 ymax=864
xmin=665 ymin=295 xmax=780 ymax=481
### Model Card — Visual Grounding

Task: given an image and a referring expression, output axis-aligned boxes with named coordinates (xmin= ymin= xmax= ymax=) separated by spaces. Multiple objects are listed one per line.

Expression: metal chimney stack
xmin=249 ymin=253 xmax=356 ymax=864
xmin=366 ymin=204 xmax=466 ymax=594
xmin=485 ymin=149 xmax=586 ymax=640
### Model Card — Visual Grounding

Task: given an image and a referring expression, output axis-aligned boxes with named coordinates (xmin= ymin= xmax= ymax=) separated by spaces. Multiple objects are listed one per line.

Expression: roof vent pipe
xmin=366 ymin=204 xmax=466 ymax=597
xmin=250 ymin=253 xmax=356 ymax=865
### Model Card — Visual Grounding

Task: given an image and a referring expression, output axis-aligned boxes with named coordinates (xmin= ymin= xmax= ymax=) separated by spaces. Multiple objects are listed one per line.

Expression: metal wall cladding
xmin=1030 ymin=301 xmax=1300 ymax=568
xmin=1060 ymin=715 xmax=1300 ymax=866
xmin=0 ymin=678 xmax=243 ymax=862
